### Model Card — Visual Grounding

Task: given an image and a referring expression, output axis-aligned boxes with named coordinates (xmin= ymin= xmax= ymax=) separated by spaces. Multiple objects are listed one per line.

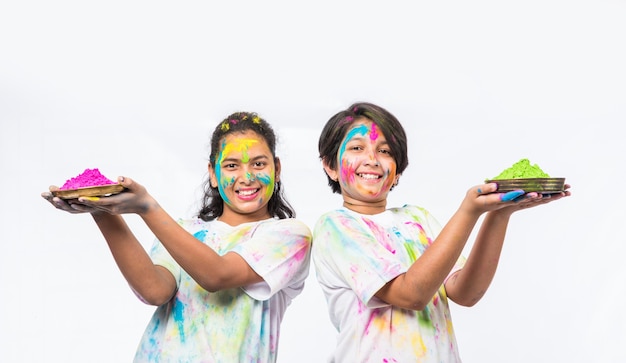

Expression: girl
xmin=313 ymin=102 xmax=570 ymax=362
xmin=42 ymin=112 xmax=312 ymax=362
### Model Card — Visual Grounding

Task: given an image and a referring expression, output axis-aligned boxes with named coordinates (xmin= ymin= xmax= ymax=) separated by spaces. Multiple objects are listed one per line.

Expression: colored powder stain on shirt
xmin=403 ymin=242 xmax=418 ymax=263
xmin=362 ymin=218 xmax=396 ymax=254
xmin=59 ymin=168 xmax=116 ymax=189
xmin=492 ymin=158 xmax=550 ymax=179
xmin=364 ymin=309 xmax=387 ymax=336
xmin=404 ymin=221 xmax=431 ymax=252
xmin=193 ymin=230 xmax=207 ymax=242
xmin=172 ymin=297 xmax=186 ymax=342
xmin=417 ymin=306 xmax=433 ymax=326
xmin=291 ymin=244 xmax=308 ymax=262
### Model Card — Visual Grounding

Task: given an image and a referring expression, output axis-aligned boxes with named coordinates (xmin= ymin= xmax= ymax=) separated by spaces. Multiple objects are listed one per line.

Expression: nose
xmin=245 ymin=172 xmax=256 ymax=182
xmin=365 ymin=153 xmax=380 ymax=167
xmin=239 ymin=165 xmax=256 ymax=184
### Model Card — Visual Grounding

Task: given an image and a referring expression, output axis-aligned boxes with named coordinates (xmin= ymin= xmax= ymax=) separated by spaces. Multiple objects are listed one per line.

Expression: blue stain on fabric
xmin=173 ymin=297 xmax=186 ymax=342
xmin=501 ymin=190 xmax=525 ymax=202
xmin=193 ymin=230 xmax=207 ymax=242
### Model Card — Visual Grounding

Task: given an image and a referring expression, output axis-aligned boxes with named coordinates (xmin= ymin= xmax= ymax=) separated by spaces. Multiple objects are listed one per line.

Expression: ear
xmin=274 ymin=157 xmax=282 ymax=183
xmin=322 ymin=159 xmax=339 ymax=182
xmin=393 ymin=174 xmax=401 ymax=186
xmin=208 ymin=162 xmax=218 ymax=188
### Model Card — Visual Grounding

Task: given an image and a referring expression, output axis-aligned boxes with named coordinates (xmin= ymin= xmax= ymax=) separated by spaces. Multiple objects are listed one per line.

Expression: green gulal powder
xmin=492 ymin=158 xmax=550 ymax=179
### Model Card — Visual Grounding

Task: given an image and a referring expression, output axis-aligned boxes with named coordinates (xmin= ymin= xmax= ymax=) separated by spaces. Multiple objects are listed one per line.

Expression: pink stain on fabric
xmin=292 ymin=245 xmax=308 ymax=261
xmin=59 ymin=168 xmax=117 ymax=190
xmin=362 ymin=218 xmax=396 ymax=254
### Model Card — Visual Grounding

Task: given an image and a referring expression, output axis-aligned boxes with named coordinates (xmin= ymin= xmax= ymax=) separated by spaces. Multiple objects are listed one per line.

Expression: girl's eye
xmin=379 ymin=149 xmax=391 ymax=155
xmin=350 ymin=145 xmax=363 ymax=151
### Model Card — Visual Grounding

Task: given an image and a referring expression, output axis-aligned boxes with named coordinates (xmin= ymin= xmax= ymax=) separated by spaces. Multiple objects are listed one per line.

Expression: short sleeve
xmin=313 ymin=211 xmax=405 ymax=307
xmin=401 ymin=205 xmax=467 ymax=282
xmin=149 ymin=238 xmax=182 ymax=286
xmin=232 ymin=219 xmax=312 ymax=301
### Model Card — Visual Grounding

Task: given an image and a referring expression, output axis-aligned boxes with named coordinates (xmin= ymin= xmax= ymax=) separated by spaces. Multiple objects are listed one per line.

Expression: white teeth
xmin=359 ymin=173 xmax=380 ymax=180
xmin=238 ymin=189 xmax=256 ymax=196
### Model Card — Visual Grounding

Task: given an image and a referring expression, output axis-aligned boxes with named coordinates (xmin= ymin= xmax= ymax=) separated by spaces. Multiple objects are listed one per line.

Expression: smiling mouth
xmin=237 ymin=188 xmax=260 ymax=197
xmin=357 ymin=173 xmax=381 ymax=180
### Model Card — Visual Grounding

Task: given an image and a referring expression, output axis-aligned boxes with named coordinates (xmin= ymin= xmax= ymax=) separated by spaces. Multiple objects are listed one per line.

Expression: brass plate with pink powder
xmin=52 ymin=184 xmax=125 ymax=199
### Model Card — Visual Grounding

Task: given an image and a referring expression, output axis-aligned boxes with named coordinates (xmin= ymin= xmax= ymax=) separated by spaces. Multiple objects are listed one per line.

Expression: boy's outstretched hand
xmin=465 ymin=182 xmax=571 ymax=216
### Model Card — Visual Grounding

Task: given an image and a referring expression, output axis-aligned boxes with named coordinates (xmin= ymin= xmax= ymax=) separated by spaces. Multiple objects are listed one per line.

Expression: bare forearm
xmin=446 ymin=211 xmax=510 ymax=306
xmin=408 ymin=209 xmax=480 ymax=301
xmin=138 ymin=206 xmax=246 ymax=291
xmin=92 ymin=213 xmax=175 ymax=305
xmin=379 ymin=207 xmax=481 ymax=310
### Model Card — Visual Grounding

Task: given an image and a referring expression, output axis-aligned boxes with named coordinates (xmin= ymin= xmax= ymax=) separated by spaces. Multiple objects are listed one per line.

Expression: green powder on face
xmin=492 ymin=158 xmax=550 ymax=179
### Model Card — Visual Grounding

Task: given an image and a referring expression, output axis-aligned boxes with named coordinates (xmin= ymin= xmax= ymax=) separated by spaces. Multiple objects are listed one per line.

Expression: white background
xmin=1 ymin=1 xmax=625 ymax=362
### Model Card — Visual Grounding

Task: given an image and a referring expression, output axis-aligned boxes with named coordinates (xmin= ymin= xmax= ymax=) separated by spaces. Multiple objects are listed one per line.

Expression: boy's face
xmin=209 ymin=130 xmax=278 ymax=224
xmin=327 ymin=118 xmax=399 ymax=207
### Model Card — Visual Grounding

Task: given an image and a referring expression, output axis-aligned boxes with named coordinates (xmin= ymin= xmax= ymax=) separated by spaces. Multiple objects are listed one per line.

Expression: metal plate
xmin=52 ymin=184 xmax=125 ymax=199
xmin=485 ymin=178 xmax=566 ymax=193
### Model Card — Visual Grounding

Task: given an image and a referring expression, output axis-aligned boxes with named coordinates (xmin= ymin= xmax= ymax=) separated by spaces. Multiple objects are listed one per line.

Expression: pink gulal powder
xmin=59 ymin=168 xmax=117 ymax=190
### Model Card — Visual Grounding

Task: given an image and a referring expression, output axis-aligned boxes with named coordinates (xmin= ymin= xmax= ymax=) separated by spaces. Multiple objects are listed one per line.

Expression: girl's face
xmin=325 ymin=118 xmax=399 ymax=210
xmin=209 ymin=130 xmax=278 ymax=225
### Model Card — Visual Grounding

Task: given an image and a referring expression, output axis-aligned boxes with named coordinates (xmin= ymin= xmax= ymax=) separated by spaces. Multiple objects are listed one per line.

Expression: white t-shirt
xmin=312 ymin=205 xmax=465 ymax=363
xmin=133 ymin=217 xmax=312 ymax=363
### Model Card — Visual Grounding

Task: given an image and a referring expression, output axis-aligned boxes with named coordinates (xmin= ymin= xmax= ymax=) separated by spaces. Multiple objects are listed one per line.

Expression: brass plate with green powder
xmin=52 ymin=184 xmax=125 ymax=199
xmin=485 ymin=178 xmax=565 ymax=193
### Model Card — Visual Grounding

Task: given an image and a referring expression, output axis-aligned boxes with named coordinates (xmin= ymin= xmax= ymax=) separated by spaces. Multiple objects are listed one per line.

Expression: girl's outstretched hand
xmin=75 ymin=176 xmax=158 ymax=216
xmin=41 ymin=177 xmax=159 ymax=216
xmin=465 ymin=182 xmax=571 ymax=215
xmin=41 ymin=186 xmax=101 ymax=214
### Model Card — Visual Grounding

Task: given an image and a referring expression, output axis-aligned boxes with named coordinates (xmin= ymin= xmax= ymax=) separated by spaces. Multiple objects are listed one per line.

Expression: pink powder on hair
xmin=59 ymin=168 xmax=117 ymax=190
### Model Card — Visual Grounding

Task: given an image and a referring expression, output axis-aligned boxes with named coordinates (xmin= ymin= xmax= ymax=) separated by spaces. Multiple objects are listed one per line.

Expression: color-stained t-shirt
xmin=312 ymin=205 xmax=465 ymax=363
xmin=133 ymin=217 xmax=312 ymax=363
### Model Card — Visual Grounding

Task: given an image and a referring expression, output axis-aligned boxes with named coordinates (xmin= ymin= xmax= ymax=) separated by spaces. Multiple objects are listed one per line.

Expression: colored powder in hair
xmin=492 ymin=158 xmax=550 ymax=179
xmin=59 ymin=168 xmax=117 ymax=190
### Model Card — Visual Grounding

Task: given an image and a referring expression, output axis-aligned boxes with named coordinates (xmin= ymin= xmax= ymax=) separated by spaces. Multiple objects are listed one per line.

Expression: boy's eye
xmin=253 ymin=161 xmax=267 ymax=168
xmin=223 ymin=163 xmax=238 ymax=169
